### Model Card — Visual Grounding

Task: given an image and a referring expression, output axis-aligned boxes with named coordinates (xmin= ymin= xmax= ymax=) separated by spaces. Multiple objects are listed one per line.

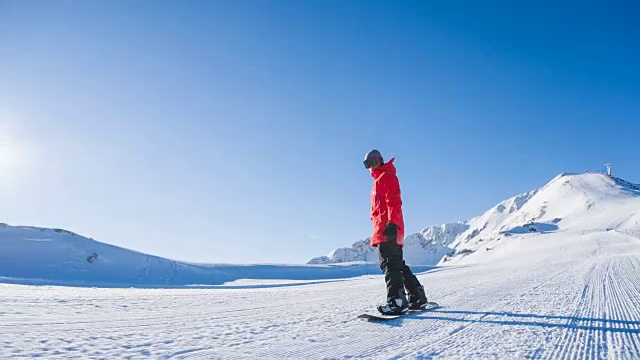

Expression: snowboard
xmin=357 ymin=302 xmax=440 ymax=322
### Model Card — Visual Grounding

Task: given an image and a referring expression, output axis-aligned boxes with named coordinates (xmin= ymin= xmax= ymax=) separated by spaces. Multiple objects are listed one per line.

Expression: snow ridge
xmin=310 ymin=172 xmax=640 ymax=266
xmin=0 ymin=224 xmax=436 ymax=287
xmin=307 ymin=222 xmax=470 ymax=266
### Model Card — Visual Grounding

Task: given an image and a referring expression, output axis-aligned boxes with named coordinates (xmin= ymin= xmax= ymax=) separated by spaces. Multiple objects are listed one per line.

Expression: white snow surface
xmin=2 ymin=172 xmax=640 ymax=358
xmin=3 ymin=229 xmax=640 ymax=358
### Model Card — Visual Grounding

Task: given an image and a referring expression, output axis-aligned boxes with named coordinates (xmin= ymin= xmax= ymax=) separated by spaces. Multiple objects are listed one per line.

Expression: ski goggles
xmin=363 ymin=158 xmax=377 ymax=169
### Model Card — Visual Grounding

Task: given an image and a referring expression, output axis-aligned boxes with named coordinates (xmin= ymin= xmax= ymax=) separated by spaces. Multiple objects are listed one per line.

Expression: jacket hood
xmin=370 ymin=157 xmax=396 ymax=179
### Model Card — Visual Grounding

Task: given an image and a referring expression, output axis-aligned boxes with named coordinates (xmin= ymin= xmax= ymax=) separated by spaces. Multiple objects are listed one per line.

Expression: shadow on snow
xmin=370 ymin=308 xmax=640 ymax=334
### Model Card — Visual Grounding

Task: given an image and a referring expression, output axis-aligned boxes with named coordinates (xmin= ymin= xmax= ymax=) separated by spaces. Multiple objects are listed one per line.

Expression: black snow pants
xmin=378 ymin=238 xmax=422 ymax=303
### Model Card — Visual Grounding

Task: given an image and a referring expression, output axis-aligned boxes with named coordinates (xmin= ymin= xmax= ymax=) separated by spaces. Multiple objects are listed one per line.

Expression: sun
xmin=0 ymin=109 xmax=31 ymax=176
xmin=0 ymin=128 xmax=29 ymax=188
xmin=0 ymin=123 xmax=25 ymax=169
xmin=0 ymin=145 xmax=18 ymax=168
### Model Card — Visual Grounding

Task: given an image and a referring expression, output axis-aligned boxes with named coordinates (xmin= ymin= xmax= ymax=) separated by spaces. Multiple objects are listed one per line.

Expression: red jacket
xmin=369 ymin=158 xmax=405 ymax=246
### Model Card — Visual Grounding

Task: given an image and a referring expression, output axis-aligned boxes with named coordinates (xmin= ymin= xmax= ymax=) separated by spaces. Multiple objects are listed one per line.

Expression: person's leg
xmin=397 ymin=252 xmax=428 ymax=307
xmin=397 ymin=246 xmax=421 ymax=291
xmin=378 ymin=241 xmax=408 ymax=311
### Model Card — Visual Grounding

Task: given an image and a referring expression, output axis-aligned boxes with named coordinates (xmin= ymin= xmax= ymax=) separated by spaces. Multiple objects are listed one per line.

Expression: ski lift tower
xmin=605 ymin=163 xmax=612 ymax=176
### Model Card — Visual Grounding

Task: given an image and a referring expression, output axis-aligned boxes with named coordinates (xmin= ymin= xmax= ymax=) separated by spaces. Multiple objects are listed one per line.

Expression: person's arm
xmin=380 ymin=173 xmax=403 ymax=227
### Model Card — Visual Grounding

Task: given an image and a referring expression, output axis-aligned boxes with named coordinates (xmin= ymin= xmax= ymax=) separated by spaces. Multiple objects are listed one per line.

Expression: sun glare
xmin=0 ymin=124 xmax=30 ymax=188
xmin=0 ymin=146 xmax=18 ymax=168
xmin=0 ymin=122 xmax=25 ymax=170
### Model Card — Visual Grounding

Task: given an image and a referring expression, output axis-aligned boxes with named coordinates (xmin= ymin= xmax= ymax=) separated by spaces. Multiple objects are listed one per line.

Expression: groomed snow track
xmin=2 ymin=231 xmax=640 ymax=359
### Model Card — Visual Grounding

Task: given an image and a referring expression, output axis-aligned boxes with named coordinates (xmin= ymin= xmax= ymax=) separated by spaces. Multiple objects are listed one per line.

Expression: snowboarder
xmin=363 ymin=149 xmax=428 ymax=315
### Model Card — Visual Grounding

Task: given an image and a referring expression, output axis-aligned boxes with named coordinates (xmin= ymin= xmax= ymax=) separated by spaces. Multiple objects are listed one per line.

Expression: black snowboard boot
xmin=377 ymin=296 xmax=409 ymax=315
xmin=408 ymin=285 xmax=428 ymax=310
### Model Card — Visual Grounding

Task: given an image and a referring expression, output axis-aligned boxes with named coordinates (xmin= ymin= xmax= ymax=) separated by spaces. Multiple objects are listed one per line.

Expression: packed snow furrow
xmin=606 ymin=257 xmax=640 ymax=358
xmin=246 ymin=281 xmax=453 ymax=359
xmin=413 ymin=256 xmax=614 ymax=359
xmin=195 ymin=283 xmax=383 ymax=358
xmin=166 ymin=347 xmax=210 ymax=358
xmin=372 ymin=274 xmax=516 ymax=357
xmin=397 ymin=263 xmax=581 ymax=358
xmin=611 ymin=259 xmax=633 ymax=357
xmin=606 ymin=258 xmax=626 ymax=359
xmin=4 ymin=306 xmax=355 ymax=357
xmin=1 ymin=283 xmax=372 ymax=359
xmin=547 ymin=261 xmax=596 ymax=360
xmin=580 ymin=260 xmax=604 ymax=360
xmin=249 ymin=265 xmax=531 ymax=359
xmin=579 ymin=259 xmax=606 ymax=360
xmin=548 ymin=254 xmax=640 ymax=360
xmin=2 ymin=284 xmax=357 ymax=330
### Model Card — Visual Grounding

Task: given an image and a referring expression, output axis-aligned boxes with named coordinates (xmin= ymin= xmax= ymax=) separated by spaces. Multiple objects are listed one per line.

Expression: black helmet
xmin=363 ymin=149 xmax=384 ymax=169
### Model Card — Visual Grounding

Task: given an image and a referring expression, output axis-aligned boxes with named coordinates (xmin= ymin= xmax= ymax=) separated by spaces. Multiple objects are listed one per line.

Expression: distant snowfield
xmin=2 ymin=173 xmax=640 ymax=358
xmin=0 ymin=225 xmax=432 ymax=288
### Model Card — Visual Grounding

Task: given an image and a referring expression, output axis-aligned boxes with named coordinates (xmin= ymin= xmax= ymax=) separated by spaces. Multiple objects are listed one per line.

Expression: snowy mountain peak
xmin=310 ymin=172 xmax=640 ymax=266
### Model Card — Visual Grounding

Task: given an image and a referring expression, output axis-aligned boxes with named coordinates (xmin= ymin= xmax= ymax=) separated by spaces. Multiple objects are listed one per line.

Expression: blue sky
xmin=2 ymin=0 xmax=639 ymax=264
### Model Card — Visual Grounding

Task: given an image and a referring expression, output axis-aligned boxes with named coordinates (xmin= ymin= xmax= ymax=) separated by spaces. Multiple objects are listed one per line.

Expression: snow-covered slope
xmin=4 ymin=217 xmax=640 ymax=358
xmin=0 ymin=224 xmax=432 ymax=287
xmin=449 ymin=172 xmax=640 ymax=265
xmin=311 ymin=172 xmax=640 ymax=266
